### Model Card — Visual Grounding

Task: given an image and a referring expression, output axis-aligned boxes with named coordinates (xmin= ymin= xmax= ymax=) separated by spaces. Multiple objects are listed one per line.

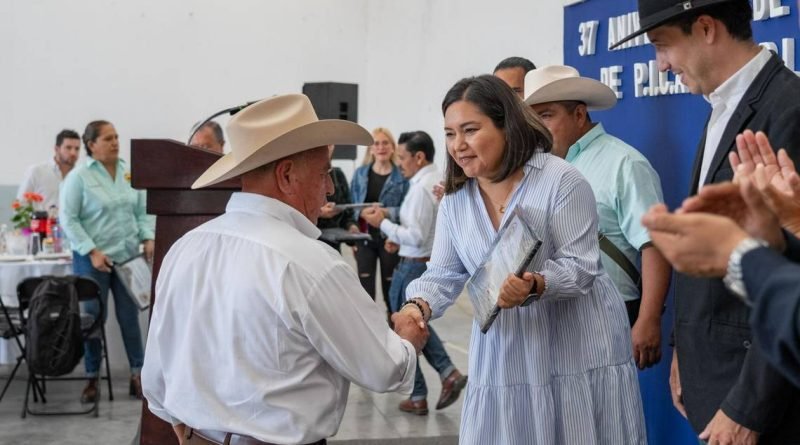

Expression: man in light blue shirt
xmin=524 ymin=65 xmax=672 ymax=370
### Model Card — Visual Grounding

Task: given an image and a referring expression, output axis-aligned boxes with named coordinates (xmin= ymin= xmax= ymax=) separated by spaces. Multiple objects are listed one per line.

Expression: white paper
xmin=115 ymin=255 xmax=152 ymax=310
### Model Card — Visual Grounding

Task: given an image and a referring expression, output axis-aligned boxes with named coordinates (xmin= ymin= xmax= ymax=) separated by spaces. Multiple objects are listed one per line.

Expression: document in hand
xmin=465 ymin=210 xmax=540 ymax=332
xmin=115 ymin=255 xmax=152 ymax=311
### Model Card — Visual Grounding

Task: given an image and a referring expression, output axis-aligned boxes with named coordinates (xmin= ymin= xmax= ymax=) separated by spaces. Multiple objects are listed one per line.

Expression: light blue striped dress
xmin=407 ymin=152 xmax=647 ymax=444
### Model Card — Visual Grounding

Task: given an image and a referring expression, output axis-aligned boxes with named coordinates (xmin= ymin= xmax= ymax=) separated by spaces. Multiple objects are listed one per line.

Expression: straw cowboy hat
xmin=192 ymin=94 xmax=373 ymax=189
xmin=523 ymin=65 xmax=617 ymax=111
xmin=611 ymin=0 xmax=736 ymax=49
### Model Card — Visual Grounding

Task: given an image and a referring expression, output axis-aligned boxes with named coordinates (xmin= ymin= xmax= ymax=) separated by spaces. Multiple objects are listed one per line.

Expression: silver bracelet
xmin=723 ymin=237 xmax=767 ymax=304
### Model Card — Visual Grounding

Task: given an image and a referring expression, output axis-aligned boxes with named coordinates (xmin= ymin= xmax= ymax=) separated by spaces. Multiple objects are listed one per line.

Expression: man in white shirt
xmin=361 ymin=131 xmax=467 ymax=416
xmin=17 ymin=129 xmax=81 ymax=209
xmin=142 ymin=94 xmax=426 ymax=445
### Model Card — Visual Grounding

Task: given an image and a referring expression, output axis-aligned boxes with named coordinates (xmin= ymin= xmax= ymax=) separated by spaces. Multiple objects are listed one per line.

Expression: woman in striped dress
xmin=399 ymin=75 xmax=646 ymax=444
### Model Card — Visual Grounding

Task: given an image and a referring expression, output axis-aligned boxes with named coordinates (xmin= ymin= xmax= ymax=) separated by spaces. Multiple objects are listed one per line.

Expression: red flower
xmin=11 ymin=200 xmax=20 ymax=210
xmin=23 ymin=192 xmax=43 ymax=203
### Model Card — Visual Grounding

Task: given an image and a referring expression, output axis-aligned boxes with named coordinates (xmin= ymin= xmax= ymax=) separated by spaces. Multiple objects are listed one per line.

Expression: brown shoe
xmin=129 ymin=374 xmax=143 ymax=399
xmin=436 ymin=370 xmax=467 ymax=410
xmin=80 ymin=379 xmax=99 ymax=404
xmin=398 ymin=398 xmax=429 ymax=415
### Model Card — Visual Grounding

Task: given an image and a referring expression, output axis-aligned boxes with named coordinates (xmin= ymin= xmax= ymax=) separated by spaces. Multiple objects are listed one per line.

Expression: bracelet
xmin=402 ymin=299 xmax=427 ymax=320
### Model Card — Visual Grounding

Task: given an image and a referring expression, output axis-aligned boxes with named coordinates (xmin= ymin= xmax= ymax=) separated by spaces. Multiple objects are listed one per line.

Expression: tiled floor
xmin=0 ymin=249 xmax=473 ymax=444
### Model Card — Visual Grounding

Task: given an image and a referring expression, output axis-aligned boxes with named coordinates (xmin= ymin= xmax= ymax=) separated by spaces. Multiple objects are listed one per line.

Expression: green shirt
xmin=59 ymin=157 xmax=155 ymax=263
xmin=565 ymin=123 xmax=663 ymax=302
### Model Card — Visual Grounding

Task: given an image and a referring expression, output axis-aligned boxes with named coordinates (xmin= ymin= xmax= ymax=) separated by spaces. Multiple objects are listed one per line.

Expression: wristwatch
xmin=723 ymin=237 xmax=767 ymax=304
xmin=520 ymin=274 xmax=542 ymax=307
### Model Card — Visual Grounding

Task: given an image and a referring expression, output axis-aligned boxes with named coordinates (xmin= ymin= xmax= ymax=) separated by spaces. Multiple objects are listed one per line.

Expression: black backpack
xmin=25 ymin=276 xmax=85 ymax=376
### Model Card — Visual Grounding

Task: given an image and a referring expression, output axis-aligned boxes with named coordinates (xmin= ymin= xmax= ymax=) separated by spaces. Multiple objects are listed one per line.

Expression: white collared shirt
xmin=142 ymin=192 xmax=415 ymax=444
xmin=17 ymin=157 xmax=66 ymax=209
xmin=379 ymin=163 xmax=441 ymax=258
xmin=698 ymin=47 xmax=771 ymax=189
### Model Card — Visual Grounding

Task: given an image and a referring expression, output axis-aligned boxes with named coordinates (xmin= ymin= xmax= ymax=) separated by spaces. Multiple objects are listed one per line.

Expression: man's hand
xmin=631 ymin=314 xmax=662 ymax=369
xmin=641 ymin=204 xmax=747 ymax=277
xmin=497 ymin=272 xmax=538 ymax=308
xmin=669 ymin=349 xmax=687 ymax=418
xmin=384 ymin=240 xmax=399 ymax=254
xmin=730 ymin=130 xmax=784 ymax=186
xmin=751 ymin=163 xmax=800 ymax=237
xmin=392 ymin=306 xmax=429 ymax=353
xmin=361 ymin=205 xmax=386 ymax=228
xmin=319 ymin=202 xmax=341 ymax=219
xmin=89 ymin=249 xmax=113 ymax=273
xmin=143 ymin=240 xmax=155 ymax=263
xmin=699 ymin=409 xmax=758 ymax=445
xmin=432 ymin=181 xmax=445 ymax=202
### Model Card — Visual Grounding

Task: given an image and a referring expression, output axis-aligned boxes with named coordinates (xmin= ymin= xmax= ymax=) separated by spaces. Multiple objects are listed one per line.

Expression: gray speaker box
xmin=302 ymin=82 xmax=360 ymax=160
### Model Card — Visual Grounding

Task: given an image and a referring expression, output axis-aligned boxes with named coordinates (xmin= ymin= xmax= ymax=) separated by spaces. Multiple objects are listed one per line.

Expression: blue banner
xmin=563 ymin=1 xmax=798 ymax=444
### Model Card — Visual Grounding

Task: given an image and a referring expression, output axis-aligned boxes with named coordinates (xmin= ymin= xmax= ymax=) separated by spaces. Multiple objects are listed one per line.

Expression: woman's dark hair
xmin=441 ymin=75 xmax=552 ymax=193
xmin=82 ymin=120 xmax=111 ymax=157
xmin=397 ymin=131 xmax=435 ymax=162
xmin=666 ymin=0 xmax=753 ymax=42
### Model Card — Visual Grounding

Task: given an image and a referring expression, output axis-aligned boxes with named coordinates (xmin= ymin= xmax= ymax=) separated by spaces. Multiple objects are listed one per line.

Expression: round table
xmin=0 ymin=256 xmax=72 ymax=364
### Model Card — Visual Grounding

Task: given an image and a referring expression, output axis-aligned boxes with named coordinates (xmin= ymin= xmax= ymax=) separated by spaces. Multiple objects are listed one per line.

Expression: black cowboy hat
xmin=610 ymin=0 xmax=736 ymax=49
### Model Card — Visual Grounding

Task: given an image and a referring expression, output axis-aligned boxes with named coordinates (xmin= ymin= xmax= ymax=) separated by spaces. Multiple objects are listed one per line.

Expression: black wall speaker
xmin=302 ymin=82 xmax=360 ymax=160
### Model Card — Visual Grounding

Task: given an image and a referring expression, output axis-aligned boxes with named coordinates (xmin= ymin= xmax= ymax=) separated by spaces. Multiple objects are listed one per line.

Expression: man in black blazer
xmin=616 ymin=0 xmax=800 ymax=443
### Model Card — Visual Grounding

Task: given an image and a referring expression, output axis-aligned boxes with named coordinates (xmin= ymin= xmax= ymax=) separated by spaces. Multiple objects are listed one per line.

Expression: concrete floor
xmin=0 ymin=248 xmax=473 ymax=444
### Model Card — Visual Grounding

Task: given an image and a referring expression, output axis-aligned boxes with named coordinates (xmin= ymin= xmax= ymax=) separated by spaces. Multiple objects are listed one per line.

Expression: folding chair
xmin=0 ymin=297 xmax=45 ymax=403
xmin=17 ymin=275 xmax=114 ymax=417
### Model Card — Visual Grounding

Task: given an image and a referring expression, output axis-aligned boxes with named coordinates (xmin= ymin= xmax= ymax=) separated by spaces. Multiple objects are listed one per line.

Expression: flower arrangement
xmin=11 ymin=192 xmax=44 ymax=231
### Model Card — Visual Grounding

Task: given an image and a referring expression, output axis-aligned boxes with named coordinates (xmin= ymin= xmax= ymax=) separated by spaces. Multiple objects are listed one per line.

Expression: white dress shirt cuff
xmin=380 ymin=219 xmax=399 ymax=243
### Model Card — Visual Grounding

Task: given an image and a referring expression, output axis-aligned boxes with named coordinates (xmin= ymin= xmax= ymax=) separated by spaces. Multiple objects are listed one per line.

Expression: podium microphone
xmin=187 ymin=100 xmax=259 ymax=145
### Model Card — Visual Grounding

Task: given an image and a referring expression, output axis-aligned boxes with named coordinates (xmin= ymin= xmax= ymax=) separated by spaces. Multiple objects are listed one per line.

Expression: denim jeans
xmin=73 ymin=251 xmax=144 ymax=377
xmin=389 ymin=260 xmax=455 ymax=400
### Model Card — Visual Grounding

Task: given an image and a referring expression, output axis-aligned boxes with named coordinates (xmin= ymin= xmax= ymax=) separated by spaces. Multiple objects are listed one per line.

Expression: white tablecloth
xmin=0 ymin=258 xmax=72 ymax=364
xmin=0 ymin=257 xmax=149 ymax=372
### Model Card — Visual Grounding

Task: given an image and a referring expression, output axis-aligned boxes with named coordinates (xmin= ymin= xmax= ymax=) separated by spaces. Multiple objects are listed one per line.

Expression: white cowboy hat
xmin=523 ymin=65 xmax=617 ymax=111
xmin=192 ymin=94 xmax=373 ymax=189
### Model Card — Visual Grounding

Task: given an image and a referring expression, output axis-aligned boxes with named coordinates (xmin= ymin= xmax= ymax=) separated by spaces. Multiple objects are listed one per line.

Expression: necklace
xmin=481 ymin=186 xmax=514 ymax=213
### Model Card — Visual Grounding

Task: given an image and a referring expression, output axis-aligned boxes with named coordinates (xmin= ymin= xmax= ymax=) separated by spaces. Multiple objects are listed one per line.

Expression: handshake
xmin=391 ymin=302 xmax=430 ymax=353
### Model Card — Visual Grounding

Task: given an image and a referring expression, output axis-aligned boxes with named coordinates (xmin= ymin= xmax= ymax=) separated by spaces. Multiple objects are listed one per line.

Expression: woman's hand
xmin=497 ymin=272 xmax=539 ymax=308
xmin=89 ymin=249 xmax=113 ymax=273
xmin=143 ymin=240 xmax=155 ymax=263
xmin=384 ymin=239 xmax=399 ymax=254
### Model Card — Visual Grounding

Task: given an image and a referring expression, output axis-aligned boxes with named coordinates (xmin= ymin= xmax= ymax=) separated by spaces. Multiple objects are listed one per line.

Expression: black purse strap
xmin=598 ymin=233 xmax=642 ymax=295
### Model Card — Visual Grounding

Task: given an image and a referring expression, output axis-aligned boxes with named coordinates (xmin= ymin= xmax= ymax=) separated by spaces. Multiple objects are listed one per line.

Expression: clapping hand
xmin=391 ymin=304 xmax=429 ymax=353
xmin=729 ymin=130 xmax=800 ymax=236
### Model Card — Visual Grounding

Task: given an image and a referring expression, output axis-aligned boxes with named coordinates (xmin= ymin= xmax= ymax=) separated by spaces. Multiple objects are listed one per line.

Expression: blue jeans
xmin=73 ymin=251 xmax=144 ymax=377
xmin=389 ymin=260 xmax=455 ymax=400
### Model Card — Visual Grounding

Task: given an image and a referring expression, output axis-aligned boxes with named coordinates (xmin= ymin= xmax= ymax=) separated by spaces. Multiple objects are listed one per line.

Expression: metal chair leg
xmin=101 ymin=326 xmax=113 ymax=401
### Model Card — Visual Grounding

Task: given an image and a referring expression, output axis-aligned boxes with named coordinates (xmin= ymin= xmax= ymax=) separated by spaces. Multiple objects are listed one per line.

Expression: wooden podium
xmin=131 ymin=139 xmax=240 ymax=445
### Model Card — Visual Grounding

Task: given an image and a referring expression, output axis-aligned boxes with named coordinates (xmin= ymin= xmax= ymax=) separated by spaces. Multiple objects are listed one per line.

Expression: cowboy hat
xmin=523 ymin=65 xmax=617 ymax=111
xmin=192 ymin=94 xmax=373 ymax=189
xmin=610 ymin=0 xmax=737 ymax=49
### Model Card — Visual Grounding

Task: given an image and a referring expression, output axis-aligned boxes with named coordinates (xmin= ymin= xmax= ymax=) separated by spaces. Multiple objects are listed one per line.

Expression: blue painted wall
xmin=563 ymin=1 xmax=798 ymax=444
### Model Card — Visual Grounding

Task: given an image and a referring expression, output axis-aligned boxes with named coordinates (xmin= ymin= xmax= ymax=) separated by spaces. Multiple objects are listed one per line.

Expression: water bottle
xmin=0 ymin=224 xmax=8 ymax=254
xmin=29 ymin=232 xmax=41 ymax=256
xmin=51 ymin=224 xmax=62 ymax=253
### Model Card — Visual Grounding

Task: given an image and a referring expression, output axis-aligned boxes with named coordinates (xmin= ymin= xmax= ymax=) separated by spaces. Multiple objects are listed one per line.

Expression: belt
xmin=185 ymin=427 xmax=326 ymax=445
xmin=401 ymin=256 xmax=430 ymax=263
